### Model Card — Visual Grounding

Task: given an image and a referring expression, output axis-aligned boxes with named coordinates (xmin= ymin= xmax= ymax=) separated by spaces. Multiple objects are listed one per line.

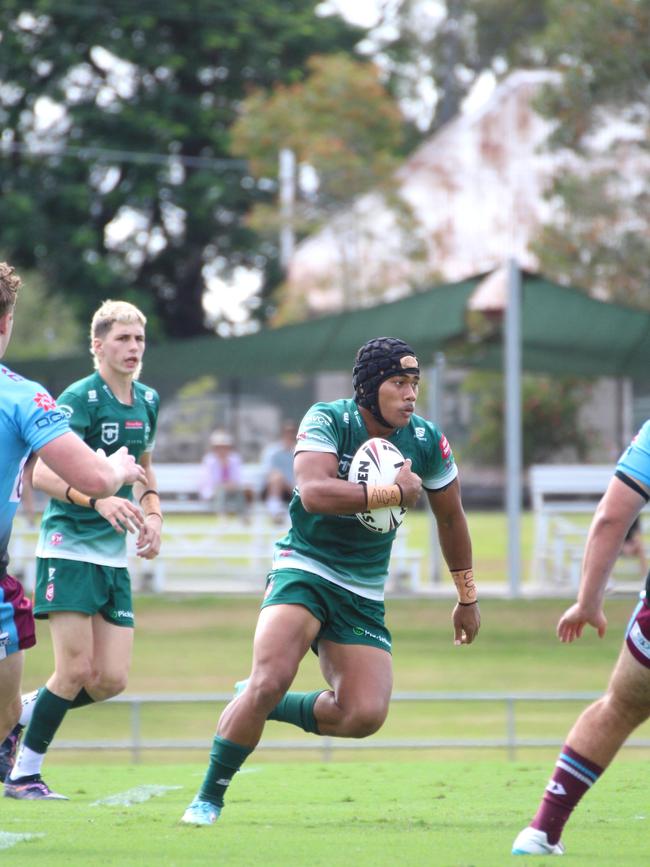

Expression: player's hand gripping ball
xmin=348 ymin=437 xmax=407 ymax=533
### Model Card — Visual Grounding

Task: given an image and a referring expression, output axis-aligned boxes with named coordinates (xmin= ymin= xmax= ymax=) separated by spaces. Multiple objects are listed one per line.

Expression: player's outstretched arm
xmin=557 ymin=474 xmax=648 ymax=643
xmin=35 ymin=433 xmax=146 ymax=497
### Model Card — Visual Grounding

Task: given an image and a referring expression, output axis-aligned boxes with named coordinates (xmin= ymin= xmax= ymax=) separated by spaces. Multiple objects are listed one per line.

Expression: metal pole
xmin=428 ymin=353 xmax=446 ymax=585
xmin=505 ymin=259 xmax=522 ymax=596
xmin=279 ymin=148 xmax=296 ymax=269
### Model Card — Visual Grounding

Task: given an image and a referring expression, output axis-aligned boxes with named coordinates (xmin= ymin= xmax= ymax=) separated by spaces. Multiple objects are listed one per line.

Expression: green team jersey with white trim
xmin=36 ymin=372 xmax=159 ymax=567
xmin=272 ymin=398 xmax=458 ymax=600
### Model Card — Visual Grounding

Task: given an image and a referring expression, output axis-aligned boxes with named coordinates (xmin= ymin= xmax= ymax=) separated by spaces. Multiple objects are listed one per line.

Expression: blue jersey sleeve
xmin=617 ymin=421 xmax=650 ymax=488
xmin=13 ymin=376 xmax=70 ymax=454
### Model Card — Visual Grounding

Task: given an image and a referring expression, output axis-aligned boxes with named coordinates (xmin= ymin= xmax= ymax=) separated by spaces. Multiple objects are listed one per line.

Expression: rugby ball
xmin=348 ymin=438 xmax=407 ymax=534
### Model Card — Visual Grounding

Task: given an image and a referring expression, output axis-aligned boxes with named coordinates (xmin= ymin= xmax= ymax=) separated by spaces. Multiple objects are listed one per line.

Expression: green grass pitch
xmin=1 ymin=760 xmax=646 ymax=866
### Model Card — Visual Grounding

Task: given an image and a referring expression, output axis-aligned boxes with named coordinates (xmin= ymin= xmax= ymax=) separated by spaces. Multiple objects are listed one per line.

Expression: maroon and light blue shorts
xmin=0 ymin=573 xmax=36 ymax=658
xmin=625 ymin=593 xmax=650 ymax=668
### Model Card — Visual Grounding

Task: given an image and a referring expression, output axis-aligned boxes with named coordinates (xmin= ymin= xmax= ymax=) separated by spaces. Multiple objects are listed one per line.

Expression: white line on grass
xmin=90 ymin=785 xmax=183 ymax=807
xmin=0 ymin=831 xmax=45 ymax=851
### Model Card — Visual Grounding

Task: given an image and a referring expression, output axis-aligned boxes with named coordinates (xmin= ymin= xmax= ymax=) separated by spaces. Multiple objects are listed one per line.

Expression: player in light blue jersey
xmin=182 ymin=336 xmax=480 ymax=826
xmin=0 ymin=262 xmax=146 ymax=780
xmin=513 ymin=422 xmax=650 ymax=856
xmin=4 ymin=299 xmax=161 ymax=801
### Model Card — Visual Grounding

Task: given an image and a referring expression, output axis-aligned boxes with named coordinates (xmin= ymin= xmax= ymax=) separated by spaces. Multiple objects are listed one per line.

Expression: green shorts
xmin=34 ymin=558 xmax=134 ymax=627
xmin=261 ymin=568 xmax=392 ymax=653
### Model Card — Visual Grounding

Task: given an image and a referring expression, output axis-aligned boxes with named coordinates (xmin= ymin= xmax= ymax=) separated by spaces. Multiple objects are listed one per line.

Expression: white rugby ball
xmin=348 ymin=437 xmax=407 ymax=534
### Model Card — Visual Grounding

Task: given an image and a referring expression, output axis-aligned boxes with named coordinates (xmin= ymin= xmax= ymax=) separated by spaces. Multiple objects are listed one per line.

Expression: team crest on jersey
xmin=145 ymin=390 xmax=155 ymax=402
xmin=101 ymin=422 xmax=120 ymax=445
xmin=414 ymin=427 xmax=426 ymax=440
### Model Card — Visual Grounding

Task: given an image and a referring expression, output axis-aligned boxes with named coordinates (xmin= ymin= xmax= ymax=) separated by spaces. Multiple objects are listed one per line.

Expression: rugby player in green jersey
xmin=3 ymin=300 xmax=161 ymax=800
xmin=182 ymin=336 xmax=480 ymax=826
xmin=0 ymin=266 xmax=146 ymax=774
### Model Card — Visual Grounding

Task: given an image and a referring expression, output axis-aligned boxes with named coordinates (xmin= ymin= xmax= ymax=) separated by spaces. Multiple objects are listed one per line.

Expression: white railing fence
xmin=53 ymin=691 xmax=650 ymax=763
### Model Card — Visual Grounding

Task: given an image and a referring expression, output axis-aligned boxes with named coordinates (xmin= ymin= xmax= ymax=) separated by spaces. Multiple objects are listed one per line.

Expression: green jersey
xmin=272 ymin=398 xmax=457 ymax=600
xmin=36 ymin=372 xmax=159 ymax=567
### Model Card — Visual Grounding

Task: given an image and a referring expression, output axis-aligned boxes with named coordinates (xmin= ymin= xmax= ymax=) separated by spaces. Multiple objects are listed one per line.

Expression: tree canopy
xmin=0 ymin=1 xmax=363 ymax=338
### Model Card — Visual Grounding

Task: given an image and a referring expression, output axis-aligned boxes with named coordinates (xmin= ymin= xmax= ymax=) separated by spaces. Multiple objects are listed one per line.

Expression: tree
xmin=531 ymin=0 xmax=650 ymax=306
xmin=229 ymin=52 xmax=421 ymax=319
xmin=0 ymin=1 xmax=364 ymax=338
xmin=3 ymin=264 xmax=83 ymax=361
xmin=462 ymin=371 xmax=593 ymax=467
xmin=366 ymin=0 xmax=550 ymax=135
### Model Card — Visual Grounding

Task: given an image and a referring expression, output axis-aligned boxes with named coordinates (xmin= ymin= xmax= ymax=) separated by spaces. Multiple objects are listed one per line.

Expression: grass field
xmin=6 ymin=511 xmax=648 ymax=864
xmin=1 ymin=760 xmax=646 ymax=865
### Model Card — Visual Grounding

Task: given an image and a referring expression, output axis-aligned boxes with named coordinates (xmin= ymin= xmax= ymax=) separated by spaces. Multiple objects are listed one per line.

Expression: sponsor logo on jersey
xmin=545 ymin=780 xmax=566 ymax=796
xmin=264 ymin=578 xmax=275 ymax=599
xmin=50 ymin=532 xmax=63 ymax=546
xmin=46 ymin=582 xmax=55 ymax=602
xmin=304 ymin=412 xmax=332 ymax=426
xmin=88 ymin=389 xmax=98 ymax=402
xmin=101 ymin=422 xmax=120 ymax=445
xmin=414 ymin=426 xmax=426 ymax=440
xmin=145 ymin=390 xmax=155 ymax=402
xmin=343 ymin=412 xmax=350 ymax=424
xmin=48 ymin=567 xmax=56 ymax=579
xmin=0 ymin=631 xmax=9 ymax=659
xmin=33 ymin=392 xmax=57 ymax=411
xmin=439 ymin=434 xmax=451 ymax=459
xmin=35 ymin=410 xmax=66 ymax=429
xmin=58 ymin=404 xmax=74 ymax=419
xmin=125 ymin=420 xmax=144 ymax=429
xmin=111 ymin=609 xmax=134 ymax=620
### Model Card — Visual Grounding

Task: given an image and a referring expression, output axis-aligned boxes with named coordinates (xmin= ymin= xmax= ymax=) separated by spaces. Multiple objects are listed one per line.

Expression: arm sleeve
xmin=16 ymin=382 xmax=71 ymax=453
xmin=294 ymin=404 xmax=339 ymax=456
xmin=421 ymin=428 xmax=459 ymax=491
xmin=617 ymin=420 xmax=650 ymax=488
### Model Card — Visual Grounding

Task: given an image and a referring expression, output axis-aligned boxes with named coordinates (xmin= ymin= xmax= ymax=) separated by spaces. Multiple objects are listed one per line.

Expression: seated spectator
xmin=260 ymin=420 xmax=298 ymax=523
xmin=199 ymin=429 xmax=252 ymax=518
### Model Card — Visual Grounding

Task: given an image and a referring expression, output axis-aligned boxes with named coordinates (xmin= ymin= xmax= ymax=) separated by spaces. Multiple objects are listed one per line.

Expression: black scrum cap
xmin=352 ymin=336 xmax=419 ymax=427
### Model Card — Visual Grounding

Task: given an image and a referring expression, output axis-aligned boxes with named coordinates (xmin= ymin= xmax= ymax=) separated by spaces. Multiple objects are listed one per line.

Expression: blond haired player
xmin=0 ymin=266 xmax=146 ymax=788
xmin=2 ymin=300 xmax=161 ymax=800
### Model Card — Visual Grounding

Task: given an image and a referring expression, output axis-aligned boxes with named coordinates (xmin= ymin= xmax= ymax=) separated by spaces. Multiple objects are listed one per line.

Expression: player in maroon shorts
xmin=0 ymin=262 xmax=146 ymax=796
xmin=513 ymin=422 xmax=650 ymax=855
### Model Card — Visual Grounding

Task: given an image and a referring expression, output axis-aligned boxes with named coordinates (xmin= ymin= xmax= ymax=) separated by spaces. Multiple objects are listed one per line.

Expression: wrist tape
xmin=364 ymin=483 xmax=403 ymax=510
xmin=140 ymin=489 xmax=162 ymax=521
xmin=451 ymin=568 xmax=477 ymax=604
xmin=65 ymin=486 xmax=96 ymax=510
